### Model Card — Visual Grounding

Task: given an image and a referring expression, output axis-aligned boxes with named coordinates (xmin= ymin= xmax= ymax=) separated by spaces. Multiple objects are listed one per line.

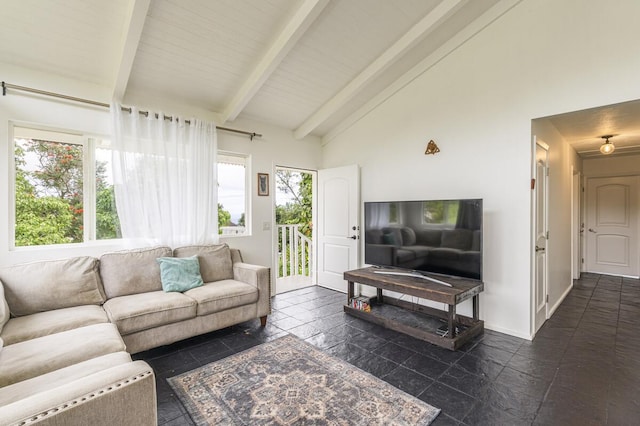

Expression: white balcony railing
xmin=277 ymin=224 xmax=312 ymax=279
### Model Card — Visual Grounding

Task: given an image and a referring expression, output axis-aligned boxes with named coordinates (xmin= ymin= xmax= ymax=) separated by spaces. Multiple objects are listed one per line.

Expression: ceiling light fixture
xmin=599 ymin=135 xmax=615 ymax=155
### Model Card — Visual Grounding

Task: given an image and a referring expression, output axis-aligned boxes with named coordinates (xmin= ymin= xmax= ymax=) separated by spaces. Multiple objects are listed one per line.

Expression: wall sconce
xmin=425 ymin=139 xmax=440 ymax=155
xmin=599 ymin=135 xmax=615 ymax=155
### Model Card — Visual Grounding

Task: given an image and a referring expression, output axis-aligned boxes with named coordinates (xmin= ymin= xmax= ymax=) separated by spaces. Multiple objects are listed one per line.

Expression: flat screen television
xmin=364 ymin=199 xmax=482 ymax=281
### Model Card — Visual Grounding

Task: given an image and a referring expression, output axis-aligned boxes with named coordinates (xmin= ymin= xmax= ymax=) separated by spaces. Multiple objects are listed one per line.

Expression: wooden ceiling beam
xmin=221 ymin=0 xmax=329 ymax=123
xmin=112 ymin=0 xmax=151 ymax=101
xmin=294 ymin=0 xmax=466 ymax=140
xmin=321 ymin=0 xmax=522 ymax=144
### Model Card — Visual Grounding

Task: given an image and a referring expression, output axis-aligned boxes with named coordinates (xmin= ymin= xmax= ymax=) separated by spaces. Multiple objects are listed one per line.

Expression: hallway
xmin=527 ymin=273 xmax=640 ymax=424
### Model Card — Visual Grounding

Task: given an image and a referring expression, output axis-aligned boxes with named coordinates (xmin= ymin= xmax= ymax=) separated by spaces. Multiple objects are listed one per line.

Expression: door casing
xmin=585 ymin=176 xmax=639 ymax=278
xmin=532 ymin=138 xmax=549 ymax=335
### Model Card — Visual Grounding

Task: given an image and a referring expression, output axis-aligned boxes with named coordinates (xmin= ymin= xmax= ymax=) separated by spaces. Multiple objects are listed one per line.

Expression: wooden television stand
xmin=343 ymin=267 xmax=484 ymax=351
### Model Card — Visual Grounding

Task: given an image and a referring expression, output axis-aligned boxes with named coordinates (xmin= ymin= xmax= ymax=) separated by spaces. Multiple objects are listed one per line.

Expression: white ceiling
xmin=545 ymin=99 xmax=640 ymax=158
xmin=0 ymin=0 xmax=508 ymax=140
xmin=2 ymin=0 xmax=639 ymax=148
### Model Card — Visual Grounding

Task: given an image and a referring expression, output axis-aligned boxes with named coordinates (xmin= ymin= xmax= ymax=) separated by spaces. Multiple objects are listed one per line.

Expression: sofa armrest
xmin=233 ymin=262 xmax=271 ymax=318
xmin=365 ymin=244 xmax=397 ymax=266
xmin=0 ymin=361 xmax=156 ymax=426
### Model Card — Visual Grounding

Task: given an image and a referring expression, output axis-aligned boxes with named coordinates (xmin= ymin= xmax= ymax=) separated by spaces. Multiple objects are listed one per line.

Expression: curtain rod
xmin=1 ymin=81 xmax=263 ymax=140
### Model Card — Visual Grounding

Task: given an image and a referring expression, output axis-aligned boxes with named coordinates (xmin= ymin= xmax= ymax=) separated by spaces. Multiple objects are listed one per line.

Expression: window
xmin=217 ymin=152 xmax=249 ymax=236
xmin=12 ymin=125 xmax=120 ymax=247
xmin=422 ymin=200 xmax=459 ymax=227
xmin=388 ymin=202 xmax=400 ymax=224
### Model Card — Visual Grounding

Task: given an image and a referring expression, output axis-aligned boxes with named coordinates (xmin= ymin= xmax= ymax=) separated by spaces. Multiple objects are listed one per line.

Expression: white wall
xmin=583 ymin=154 xmax=640 ymax=178
xmin=0 ymin=65 xmax=322 ymax=271
xmin=321 ymin=0 xmax=640 ymax=338
xmin=532 ymin=118 xmax=582 ymax=315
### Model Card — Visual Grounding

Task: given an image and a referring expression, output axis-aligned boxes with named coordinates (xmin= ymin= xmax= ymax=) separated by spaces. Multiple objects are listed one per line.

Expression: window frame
xmin=217 ymin=150 xmax=251 ymax=237
xmin=9 ymin=122 xmax=119 ymax=250
xmin=421 ymin=200 xmax=460 ymax=229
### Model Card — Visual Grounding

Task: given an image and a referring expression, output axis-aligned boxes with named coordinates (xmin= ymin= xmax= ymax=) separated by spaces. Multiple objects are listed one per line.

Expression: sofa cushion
xmin=441 ymin=229 xmax=473 ymax=250
xmin=415 ymin=229 xmax=442 ymax=247
xmin=103 ymin=291 xmax=196 ymax=335
xmin=230 ymin=248 xmax=243 ymax=264
xmin=395 ymin=249 xmax=416 ymax=264
xmin=0 ymin=323 xmax=125 ymax=387
xmin=365 ymin=229 xmax=384 ymax=245
xmin=0 ymin=351 xmax=132 ymax=407
xmin=0 ymin=280 xmax=9 ymax=334
xmin=0 ymin=305 xmax=109 ymax=346
xmin=400 ymin=227 xmax=417 ymax=246
xmin=0 ymin=257 xmax=105 ymax=317
xmin=173 ymin=244 xmax=233 ymax=283
xmin=404 ymin=245 xmax=432 ymax=258
xmin=428 ymin=248 xmax=463 ymax=266
xmin=184 ymin=280 xmax=259 ymax=316
xmin=157 ymin=256 xmax=203 ymax=292
xmin=382 ymin=227 xmax=403 ymax=247
xmin=100 ymin=246 xmax=171 ymax=298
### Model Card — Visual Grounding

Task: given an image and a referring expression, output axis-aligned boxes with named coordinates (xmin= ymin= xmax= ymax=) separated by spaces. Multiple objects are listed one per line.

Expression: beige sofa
xmin=0 ymin=243 xmax=270 ymax=425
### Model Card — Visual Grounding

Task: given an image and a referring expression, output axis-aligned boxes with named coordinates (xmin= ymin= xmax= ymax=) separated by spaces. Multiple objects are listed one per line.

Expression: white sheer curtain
xmin=366 ymin=202 xmax=390 ymax=228
xmin=110 ymin=103 xmax=218 ymax=247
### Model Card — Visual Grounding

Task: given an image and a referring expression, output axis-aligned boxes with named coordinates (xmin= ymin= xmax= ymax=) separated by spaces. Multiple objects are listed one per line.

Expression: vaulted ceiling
xmin=1 ymin=0 xmax=510 ymax=141
xmin=3 ymin=0 xmax=639 ymax=151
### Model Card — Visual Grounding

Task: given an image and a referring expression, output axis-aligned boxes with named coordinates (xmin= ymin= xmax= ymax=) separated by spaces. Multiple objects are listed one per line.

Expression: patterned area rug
xmin=168 ymin=335 xmax=440 ymax=425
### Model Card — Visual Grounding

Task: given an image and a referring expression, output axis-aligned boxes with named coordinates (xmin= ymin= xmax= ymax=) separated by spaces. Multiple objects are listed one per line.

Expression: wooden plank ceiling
xmin=1 ymin=0 xmax=517 ymax=141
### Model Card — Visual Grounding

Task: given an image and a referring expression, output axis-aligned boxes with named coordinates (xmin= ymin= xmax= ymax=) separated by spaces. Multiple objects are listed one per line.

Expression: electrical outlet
xmin=262 ymin=221 xmax=271 ymax=231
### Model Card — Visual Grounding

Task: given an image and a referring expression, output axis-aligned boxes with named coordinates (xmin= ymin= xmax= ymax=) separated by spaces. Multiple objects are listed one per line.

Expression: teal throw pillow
xmin=382 ymin=233 xmax=396 ymax=245
xmin=156 ymin=256 xmax=204 ymax=292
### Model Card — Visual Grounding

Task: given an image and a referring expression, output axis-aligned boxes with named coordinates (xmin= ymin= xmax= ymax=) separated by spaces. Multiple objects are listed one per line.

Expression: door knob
xmin=588 ymin=228 xmax=597 ymax=233
xmin=348 ymin=235 xmax=357 ymax=240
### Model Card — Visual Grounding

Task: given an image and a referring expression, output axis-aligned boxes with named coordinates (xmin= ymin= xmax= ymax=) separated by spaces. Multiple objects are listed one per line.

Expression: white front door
xmin=533 ymin=141 xmax=549 ymax=333
xmin=586 ymin=176 xmax=639 ymax=277
xmin=317 ymin=165 xmax=360 ymax=292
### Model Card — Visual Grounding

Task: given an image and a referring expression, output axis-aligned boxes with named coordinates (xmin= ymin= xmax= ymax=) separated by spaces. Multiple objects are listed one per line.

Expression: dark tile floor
xmin=135 ymin=273 xmax=640 ymax=425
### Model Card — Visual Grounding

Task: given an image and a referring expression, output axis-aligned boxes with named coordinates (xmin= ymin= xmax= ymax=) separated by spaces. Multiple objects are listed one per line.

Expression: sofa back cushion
xmin=173 ymin=244 xmax=234 ymax=283
xmin=400 ymin=227 xmax=417 ymax=246
xmin=365 ymin=229 xmax=384 ymax=245
xmin=156 ymin=256 xmax=204 ymax=292
xmin=0 ymin=257 xmax=106 ymax=317
xmin=441 ymin=229 xmax=473 ymax=250
xmin=0 ymin=280 xmax=10 ymax=333
xmin=415 ymin=229 xmax=442 ymax=247
xmin=230 ymin=248 xmax=243 ymax=264
xmin=381 ymin=227 xmax=403 ymax=247
xmin=100 ymin=246 xmax=171 ymax=299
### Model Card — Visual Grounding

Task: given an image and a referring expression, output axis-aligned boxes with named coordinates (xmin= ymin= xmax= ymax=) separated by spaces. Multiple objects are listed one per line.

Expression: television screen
xmin=364 ymin=199 xmax=482 ymax=280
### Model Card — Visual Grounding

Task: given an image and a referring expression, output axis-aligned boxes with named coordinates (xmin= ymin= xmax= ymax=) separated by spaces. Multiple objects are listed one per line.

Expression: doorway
xmin=274 ymin=167 xmax=316 ymax=294
xmin=317 ymin=164 xmax=360 ymax=293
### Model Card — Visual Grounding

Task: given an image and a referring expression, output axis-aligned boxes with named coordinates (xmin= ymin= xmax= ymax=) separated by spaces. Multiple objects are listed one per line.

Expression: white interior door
xmin=533 ymin=141 xmax=549 ymax=333
xmin=317 ymin=165 xmax=359 ymax=292
xmin=586 ymin=176 xmax=639 ymax=277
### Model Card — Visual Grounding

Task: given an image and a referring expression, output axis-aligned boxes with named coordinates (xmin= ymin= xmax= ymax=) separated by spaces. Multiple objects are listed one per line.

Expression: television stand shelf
xmin=343 ymin=267 xmax=484 ymax=351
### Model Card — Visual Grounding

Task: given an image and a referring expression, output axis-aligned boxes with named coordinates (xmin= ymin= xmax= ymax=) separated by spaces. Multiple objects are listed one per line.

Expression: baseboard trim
xmin=548 ymin=281 xmax=573 ymax=317
xmin=484 ymin=323 xmax=532 ymax=341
